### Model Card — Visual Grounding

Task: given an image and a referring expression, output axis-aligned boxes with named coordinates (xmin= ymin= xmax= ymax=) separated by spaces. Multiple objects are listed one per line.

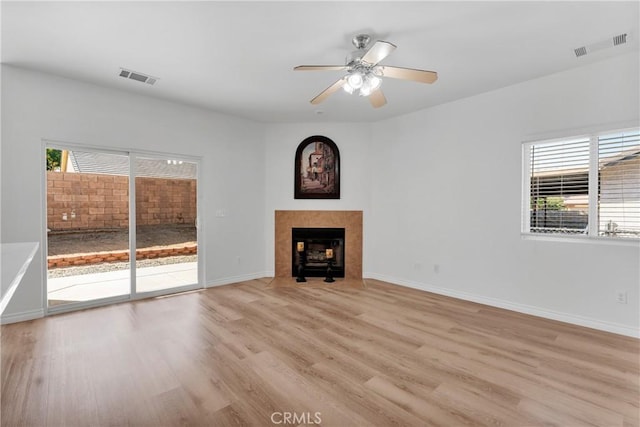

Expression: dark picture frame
xmin=294 ymin=135 xmax=340 ymax=199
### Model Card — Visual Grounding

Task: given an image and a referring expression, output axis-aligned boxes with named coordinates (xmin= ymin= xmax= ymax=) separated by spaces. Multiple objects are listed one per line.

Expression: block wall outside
xmin=47 ymin=172 xmax=196 ymax=231
xmin=135 ymin=176 xmax=197 ymax=226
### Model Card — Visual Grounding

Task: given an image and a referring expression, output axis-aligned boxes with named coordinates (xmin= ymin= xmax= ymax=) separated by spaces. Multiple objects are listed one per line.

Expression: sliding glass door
xmin=134 ymin=156 xmax=198 ymax=295
xmin=45 ymin=144 xmax=201 ymax=312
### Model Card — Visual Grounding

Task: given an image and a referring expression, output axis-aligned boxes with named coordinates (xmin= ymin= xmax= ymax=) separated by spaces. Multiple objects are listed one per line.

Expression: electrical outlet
xmin=615 ymin=291 xmax=628 ymax=304
xmin=433 ymin=264 xmax=440 ymax=274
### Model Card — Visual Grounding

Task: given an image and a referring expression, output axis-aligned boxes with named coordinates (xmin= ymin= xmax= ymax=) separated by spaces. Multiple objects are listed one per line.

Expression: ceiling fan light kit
xmin=294 ymin=33 xmax=438 ymax=108
xmin=346 ymin=73 xmax=381 ymax=97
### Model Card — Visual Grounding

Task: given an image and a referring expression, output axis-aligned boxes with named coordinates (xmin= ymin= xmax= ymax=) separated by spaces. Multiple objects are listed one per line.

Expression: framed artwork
xmin=294 ymin=135 xmax=340 ymax=199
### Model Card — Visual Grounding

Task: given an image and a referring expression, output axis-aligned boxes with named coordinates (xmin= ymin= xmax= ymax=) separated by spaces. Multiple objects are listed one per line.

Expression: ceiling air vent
xmin=574 ymin=46 xmax=587 ymax=58
xmin=118 ymin=68 xmax=158 ymax=85
xmin=613 ymin=33 xmax=627 ymax=46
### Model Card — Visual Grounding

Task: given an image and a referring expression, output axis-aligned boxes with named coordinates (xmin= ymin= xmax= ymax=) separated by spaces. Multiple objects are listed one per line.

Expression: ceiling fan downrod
xmin=347 ymin=34 xmax=373 ymax=67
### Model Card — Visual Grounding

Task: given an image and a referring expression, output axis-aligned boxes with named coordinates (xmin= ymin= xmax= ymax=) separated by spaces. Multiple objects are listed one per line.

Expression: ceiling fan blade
xmin=310 ymin=78 xmax=346 ymax=105
xmin=361 ymin=40 xmax=397 ymax=65
xmin=294 ymin=65 xmax=348 ymax=71
xmin=378 ymin=65 xmax=438 ymax=84
xmin=369 ymin=89 xmax=387 ymax=108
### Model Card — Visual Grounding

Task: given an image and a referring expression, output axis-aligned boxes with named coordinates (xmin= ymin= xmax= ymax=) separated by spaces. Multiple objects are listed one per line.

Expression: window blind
xmin=598 ymin=131 xmax=640 ymax=238
xmin=529 ymin=138 xmax=590 ymax=234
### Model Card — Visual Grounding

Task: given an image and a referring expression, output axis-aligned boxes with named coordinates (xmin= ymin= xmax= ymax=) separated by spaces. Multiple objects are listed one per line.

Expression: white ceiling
xmin=2 ymin=1 xmax=638 ymax=123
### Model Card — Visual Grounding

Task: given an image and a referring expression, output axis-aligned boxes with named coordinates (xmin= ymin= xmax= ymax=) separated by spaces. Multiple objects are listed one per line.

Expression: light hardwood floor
xmin=2 ymin=278 xmax=638 ymax=426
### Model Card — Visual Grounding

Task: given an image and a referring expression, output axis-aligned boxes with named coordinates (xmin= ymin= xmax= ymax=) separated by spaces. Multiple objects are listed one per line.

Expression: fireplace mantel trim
xmin=274 ymin=210 xmax=363 ymax=279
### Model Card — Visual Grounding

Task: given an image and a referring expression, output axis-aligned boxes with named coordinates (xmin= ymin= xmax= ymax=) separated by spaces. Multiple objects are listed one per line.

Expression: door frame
xmin=42 ymin=139 xmax=204 ymax=315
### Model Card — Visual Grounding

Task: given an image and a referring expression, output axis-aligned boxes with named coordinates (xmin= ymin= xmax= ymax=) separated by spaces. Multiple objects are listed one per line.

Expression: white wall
xmin=1 ymin=65 xmax=266 ymax=321
xmin=263 ymin=123 xmax=372 ymax=275
xmin=369 ymin=52 xmax=640 ymax=336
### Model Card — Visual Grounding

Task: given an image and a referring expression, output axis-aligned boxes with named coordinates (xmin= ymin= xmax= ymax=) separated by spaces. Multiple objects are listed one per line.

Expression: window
xmin=523 ymin=128 xmax=640 ymax=240
xmin=598 ymin=131 xmax=640 ymax=237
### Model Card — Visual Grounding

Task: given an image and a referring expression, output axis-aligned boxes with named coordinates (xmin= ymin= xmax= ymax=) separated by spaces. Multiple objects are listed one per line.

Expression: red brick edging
xmin=48 ymin=244 xmax=197 ymax=268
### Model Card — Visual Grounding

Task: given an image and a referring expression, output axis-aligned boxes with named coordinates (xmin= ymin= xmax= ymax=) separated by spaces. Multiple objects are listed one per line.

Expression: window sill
xmin=521 ymin=233 xmax=640 ymax=247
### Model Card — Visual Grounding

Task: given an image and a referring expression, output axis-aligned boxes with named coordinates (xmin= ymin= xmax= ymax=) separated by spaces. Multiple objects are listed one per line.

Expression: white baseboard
xmin=1 ymin=308 xmax=44 ymax=325
xmin=206 ymin=272 xmax=271 ymax=288
xmin=4 ymin=275 xmax=635 ymax=338
xmin=366 ymin=273 xmax=639 ymax=338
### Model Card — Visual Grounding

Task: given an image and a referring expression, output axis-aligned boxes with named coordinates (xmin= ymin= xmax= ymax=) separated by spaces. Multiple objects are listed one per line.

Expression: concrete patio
xmin=48 ymin=261 xmax=197 ymax=304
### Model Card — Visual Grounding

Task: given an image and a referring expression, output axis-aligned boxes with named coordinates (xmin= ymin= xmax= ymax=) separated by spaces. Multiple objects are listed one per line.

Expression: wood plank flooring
xmin=2 ymin=278 xmax=638 ymax=426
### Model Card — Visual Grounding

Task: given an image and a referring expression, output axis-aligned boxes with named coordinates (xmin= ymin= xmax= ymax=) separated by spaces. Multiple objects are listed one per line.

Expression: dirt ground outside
xmin=48 ymin=224 xmax=197 ymax=256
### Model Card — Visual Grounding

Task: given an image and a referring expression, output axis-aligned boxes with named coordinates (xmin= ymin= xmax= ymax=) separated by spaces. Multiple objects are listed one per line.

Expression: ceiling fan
xmin=294 ymin=34 xmax=438 ymax=108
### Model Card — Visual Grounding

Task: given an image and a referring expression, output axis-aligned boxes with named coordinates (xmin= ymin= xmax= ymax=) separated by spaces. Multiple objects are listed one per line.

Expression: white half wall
xmin=1 ymin=65 xmax=266 ymax=320
xmin=263 ymin=123 xmax=372 ymax=275
xmin=369 ymin=52 xmax=640 ymax=336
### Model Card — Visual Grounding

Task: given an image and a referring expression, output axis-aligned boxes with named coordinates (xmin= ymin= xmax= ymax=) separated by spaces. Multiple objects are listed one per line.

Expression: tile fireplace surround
xmin=274 ymin=210 xmax=363 ymax=279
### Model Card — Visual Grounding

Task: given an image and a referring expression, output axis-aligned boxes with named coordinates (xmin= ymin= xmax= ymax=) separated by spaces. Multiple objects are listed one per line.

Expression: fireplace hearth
xmin=292 ymin=228 xmax=345 ymax=278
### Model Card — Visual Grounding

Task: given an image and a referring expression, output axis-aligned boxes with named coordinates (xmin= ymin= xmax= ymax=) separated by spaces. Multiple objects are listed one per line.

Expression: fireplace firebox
xmin=292 ymin=228 xmax=345 ymax=278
